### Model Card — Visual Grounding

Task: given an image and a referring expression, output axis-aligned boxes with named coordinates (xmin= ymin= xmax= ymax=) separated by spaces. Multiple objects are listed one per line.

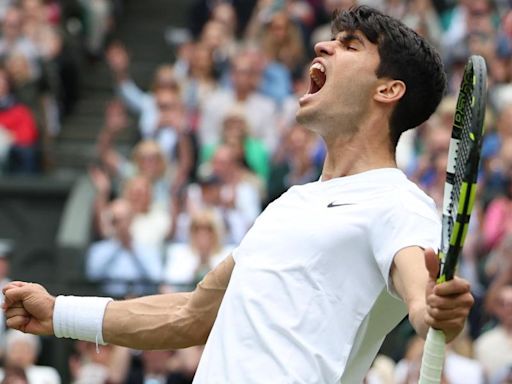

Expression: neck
xmin=319 ymin=122 xmax=396 ymax=180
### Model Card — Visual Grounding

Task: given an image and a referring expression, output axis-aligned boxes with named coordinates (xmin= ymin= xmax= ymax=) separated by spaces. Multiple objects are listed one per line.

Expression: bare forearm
xmin=103 ymin=292 xmax=208 ymax=350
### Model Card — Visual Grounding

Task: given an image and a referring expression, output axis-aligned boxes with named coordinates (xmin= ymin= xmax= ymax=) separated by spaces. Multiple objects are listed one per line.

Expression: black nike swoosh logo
xmin=327 ymin=202 xmax=355 ymax=208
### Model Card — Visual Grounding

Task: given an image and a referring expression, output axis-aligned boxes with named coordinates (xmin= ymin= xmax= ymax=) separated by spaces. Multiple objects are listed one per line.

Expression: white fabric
xmin=85 ymin=239 xmax=163 ymax=297
xmin=131 ymin=207 xmax=171 ymax=247
xmin=53 ymin=295 xmax=112 ymax=345
xmin=72 ymin=362 xmax=109 ymax=384
xmin=474 ymin=325 xmax=512 ymax=378
xmin=163 ymin=243 xmax=235 ymax=287
xmin=0 ymin=366 xmax=61 ymax=384
xmin=193 ymin=168 xmax=441 ymax=384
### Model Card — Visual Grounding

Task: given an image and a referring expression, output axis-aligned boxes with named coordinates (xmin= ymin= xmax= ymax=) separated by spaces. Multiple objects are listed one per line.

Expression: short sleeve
xmin=370 ymin=193 xmax=441 ymax=298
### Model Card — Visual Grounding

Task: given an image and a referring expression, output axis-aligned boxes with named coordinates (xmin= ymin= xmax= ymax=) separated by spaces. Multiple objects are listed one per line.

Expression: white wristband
xmin=53 ymin=296 xmax=113 ymax=345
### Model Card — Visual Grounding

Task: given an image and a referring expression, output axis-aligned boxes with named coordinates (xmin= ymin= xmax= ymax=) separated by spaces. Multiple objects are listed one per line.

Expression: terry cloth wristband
xmin=53 ymin=296 xmax=113 ymax=348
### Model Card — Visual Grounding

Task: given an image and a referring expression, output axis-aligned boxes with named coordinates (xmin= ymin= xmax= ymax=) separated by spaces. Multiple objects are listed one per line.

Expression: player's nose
xmin=314 ymin=40 xmax=335 ymax=57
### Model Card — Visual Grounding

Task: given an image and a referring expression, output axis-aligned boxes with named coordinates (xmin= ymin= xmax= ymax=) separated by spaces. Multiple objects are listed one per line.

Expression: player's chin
xmin=296 ymin=106 xmax=315 ymax=125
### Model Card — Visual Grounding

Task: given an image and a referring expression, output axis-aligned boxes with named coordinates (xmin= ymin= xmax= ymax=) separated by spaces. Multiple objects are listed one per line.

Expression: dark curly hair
xmin=332 ymin=6 xmax=447 ymax=149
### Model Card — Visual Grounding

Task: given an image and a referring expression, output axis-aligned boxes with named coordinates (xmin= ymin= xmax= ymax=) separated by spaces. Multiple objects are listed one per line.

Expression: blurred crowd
xmin=0 ymin=0 xmax=106 ymax=174
xmin=2 ymin=0 xmax=512 ymax=382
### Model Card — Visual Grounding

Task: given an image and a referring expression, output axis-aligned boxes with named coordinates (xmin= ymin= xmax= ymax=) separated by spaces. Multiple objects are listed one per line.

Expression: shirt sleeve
xmin=370 ymin=192 xmax=441 ymax=297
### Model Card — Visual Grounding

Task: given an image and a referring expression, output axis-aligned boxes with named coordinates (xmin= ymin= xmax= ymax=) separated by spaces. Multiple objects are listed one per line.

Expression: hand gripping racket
xmin=418 ymin=55 xmax=487 ymax=384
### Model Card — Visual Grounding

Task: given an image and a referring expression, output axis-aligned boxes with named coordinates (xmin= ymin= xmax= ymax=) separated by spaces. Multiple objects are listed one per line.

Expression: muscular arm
xmin=4 ymin=256 xmax=234 ymax=351
xmin=103 ymin=255 xmax=234 ymax=349
xmin=391 ymin=246 xmax=473 ymax=343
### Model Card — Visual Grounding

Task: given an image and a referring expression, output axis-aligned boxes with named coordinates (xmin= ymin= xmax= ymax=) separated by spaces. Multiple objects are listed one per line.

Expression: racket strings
xmin=449 ymin=82 xmax=474 ymax=223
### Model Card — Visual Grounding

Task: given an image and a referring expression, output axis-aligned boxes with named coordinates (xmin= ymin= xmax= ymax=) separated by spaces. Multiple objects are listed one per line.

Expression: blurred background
xmin=0 ymin=0 xmax=511 ymax=383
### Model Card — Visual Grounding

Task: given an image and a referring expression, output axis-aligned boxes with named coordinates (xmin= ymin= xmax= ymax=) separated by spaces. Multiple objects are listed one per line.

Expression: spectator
xmin=175 ymin=145 xmax=261 ymax=245
xmin=68 ymin=341 xmax=113 ymax=384
xmin=211 ymin=2 xmax=238 ymax=39
xmin=163 ymin=209 xmax=235 ymax=292
xmin=77 ymin=0 xmax=112 ymax=59
xmin=475 ymin=278 xmax=512 ymax=380
xmin=200 ymin=104 xmax=269 ymax=183
xmin=410 ymin=121 xmax=451 ymax=210
xmin=247 ymin=6 xmax=307 ymax=76
xmin=0 ymin=66 xmax=39 ymax=173
xmin=106 ymin=41 xmax=178 ymax=137
xmin=206 ymin=143 xmax=261 ymax=215
xmin=310 ymin=0 xmax=357 ymax=46
xmin=176 ymin=42 xmax=217 ymax=132
xmin=481 ymin=106 xmax=512 ymax=206
xmin=199 ymin=19 xmax=237 ymax=77
xmin=0 ymin=366 xmax=28 ymax=384
xmin=188 ymin=0 xmax=257 ymax=38
xmin=110 ymin=139 xmax=173 ymax=207
xmin=267 ymin=123 xmax=321 ymax=204
xmin=401 ymin=0 xmax=443 ymax=49
xmin=198 ymin=50 xmax=278 ymax=153
xmin=124 ymin=350 xmax=175 ymax=384
xmin=106 ymin=45 xmax=195 ymax=177
xmin=441 ymin=0 xmax=498 ymax=64
xmin=96 ymin=99 xmax=183 ymax=209
xmin=105 ymin=346 xmax=199 ymax=384
xmin=85 ymin=198 xmax=163 ymax=297
xmin=122 ymin=175 xmax=172 ymax=247
xmin=0 ymin=6 xmax=40 ymax=81
xmin=0 ymin=330 xmax=61 ymax=384
xmin=89 ymin=170 xmax=172 ymax=247
xmin=481 ymin=142 xmax=512 ymax=252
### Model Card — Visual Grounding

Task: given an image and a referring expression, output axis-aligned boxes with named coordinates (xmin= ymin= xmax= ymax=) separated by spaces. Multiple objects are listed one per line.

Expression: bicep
xmin=103 ymin=255 xmax=235 ymax=349
xmin=186 ymin=254 xmax=234 ymax=318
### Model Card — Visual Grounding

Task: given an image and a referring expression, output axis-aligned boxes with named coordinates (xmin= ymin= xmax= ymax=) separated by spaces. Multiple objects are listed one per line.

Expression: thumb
xmin=424 ymin=247 xmax=440 ymax=281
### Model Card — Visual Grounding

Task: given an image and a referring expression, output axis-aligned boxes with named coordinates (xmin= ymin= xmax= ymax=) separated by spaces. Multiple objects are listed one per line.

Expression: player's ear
xmin=374 ymin=80 xmax=406 ymax=104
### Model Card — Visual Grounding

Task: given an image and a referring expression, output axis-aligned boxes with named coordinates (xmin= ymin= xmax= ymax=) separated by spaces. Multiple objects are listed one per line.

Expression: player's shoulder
xmin=390 ymin=176 xmax=439 ymax=222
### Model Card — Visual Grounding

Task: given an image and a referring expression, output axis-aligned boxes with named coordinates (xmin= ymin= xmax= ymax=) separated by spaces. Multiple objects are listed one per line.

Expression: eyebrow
xmin=332 ymin=32 xmax=365 ymax=46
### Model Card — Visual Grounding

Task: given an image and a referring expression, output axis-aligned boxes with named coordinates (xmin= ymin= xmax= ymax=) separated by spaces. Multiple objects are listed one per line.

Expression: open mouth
xmin=308 ymin=62 xmax=326 ymax=95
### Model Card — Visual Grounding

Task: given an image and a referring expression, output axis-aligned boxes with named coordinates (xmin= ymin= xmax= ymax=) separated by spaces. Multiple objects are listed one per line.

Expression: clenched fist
xmin=3 ymin=281 xmax=56 ymax=335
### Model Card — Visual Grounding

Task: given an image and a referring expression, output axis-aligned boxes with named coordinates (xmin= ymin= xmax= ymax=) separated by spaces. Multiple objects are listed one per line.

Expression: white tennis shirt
xmin=193 ymin=168 xmax=441 ymax=383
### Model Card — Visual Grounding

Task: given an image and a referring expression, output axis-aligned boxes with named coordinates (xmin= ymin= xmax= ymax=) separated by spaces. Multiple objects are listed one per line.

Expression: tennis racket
xmin=418 ymin=55 xmax=487 ymax=384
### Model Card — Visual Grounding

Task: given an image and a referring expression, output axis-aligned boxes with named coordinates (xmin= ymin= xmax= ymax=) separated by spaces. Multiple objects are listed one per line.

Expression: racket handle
xmin=418 ymin=328 xmax=446 ymax=384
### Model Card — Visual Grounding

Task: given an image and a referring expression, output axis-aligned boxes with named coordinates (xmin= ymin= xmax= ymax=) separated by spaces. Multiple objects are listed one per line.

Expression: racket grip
xmin=418 ymin=328 xmax=446 ymax=384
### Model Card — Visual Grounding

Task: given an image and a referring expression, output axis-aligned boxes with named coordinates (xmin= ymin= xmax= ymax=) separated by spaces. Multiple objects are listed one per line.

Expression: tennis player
xmin=3 ymin=6 xmax=474 ymax=383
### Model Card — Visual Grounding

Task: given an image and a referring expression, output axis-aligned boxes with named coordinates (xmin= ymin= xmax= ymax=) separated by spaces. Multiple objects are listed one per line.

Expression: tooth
xmin=310 ymin=62 xmax=325 ymax=73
